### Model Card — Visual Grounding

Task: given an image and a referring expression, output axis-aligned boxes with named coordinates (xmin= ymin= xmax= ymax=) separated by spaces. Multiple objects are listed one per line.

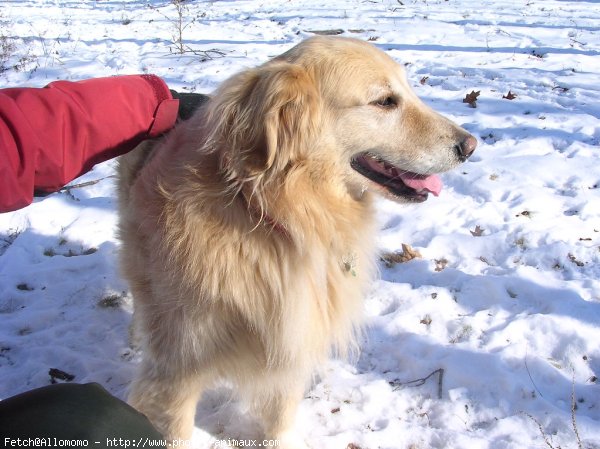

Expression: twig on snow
xmin=58 ymin=175 xmax=117 ymax=192
xmin=525 ymin=348 xmax=544 ymax=399
xmin=389 ymin=368 xmax=445 ymax=400
xmin=521 ymin=411 xmax=558 ymax=449
xmin=571 ymin=372 xmax=583 ymax=449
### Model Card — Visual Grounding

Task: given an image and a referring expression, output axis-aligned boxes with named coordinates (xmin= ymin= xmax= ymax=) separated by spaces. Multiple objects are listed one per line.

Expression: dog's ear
xmin=208 ymin=61 xmax=321 ymax=180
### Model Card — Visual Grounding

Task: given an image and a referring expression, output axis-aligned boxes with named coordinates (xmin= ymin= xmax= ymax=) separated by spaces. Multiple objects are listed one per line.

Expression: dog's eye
xmin=373 ymin=96 xmax=398 ymax=109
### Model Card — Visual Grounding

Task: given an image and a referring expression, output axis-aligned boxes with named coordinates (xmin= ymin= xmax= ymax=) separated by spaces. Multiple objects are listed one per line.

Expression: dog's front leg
xmin=128 ymin=362 xmax=204 ymax=445
xmin=253 ymin=377 xmax=310 ymax=449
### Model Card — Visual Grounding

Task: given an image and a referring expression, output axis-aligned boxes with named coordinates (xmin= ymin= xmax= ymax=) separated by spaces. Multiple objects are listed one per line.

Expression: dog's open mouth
xmin=350 ymin=153 xmax=442 ymax=202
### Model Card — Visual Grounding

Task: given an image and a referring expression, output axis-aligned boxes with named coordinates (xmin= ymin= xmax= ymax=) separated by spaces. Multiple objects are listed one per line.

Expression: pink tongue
xmin=399 ymin=173 xmax=442 ymax=196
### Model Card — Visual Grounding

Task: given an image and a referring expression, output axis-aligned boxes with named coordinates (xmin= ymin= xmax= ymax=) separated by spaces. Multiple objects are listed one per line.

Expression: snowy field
xmin=1 ymin=1 xmax=600 ymax=448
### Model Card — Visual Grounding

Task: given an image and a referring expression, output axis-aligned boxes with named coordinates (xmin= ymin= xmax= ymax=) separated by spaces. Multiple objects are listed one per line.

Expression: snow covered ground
xmin=1 ymin=1 xmax=599 ymax=448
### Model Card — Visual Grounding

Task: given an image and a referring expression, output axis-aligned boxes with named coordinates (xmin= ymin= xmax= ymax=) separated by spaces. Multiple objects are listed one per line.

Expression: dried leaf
xmin=502 ymin=90 xmax=517 ymax=100
xmin=434 ymin=258 xmax=448 ymax=272
xmin=531 ymin=49 xmax=545 ymax=59
xmin=347 ymin=444 xmax=363 ymax=449
xmin=380 ymin=243 xmax=422 ymax=267
xmin=98 ymin=294 xmax=122 ymax=308
xmin=49 ymin=368 xmax=75 ymax=383
xmin=420 ymin=76 xmax=429 ymax=85
xmin=463 ymin=90 xmax=480 ymax=107
xmin=420 ymin=315 xmax=432 ymax=325
xmin=568 ymin=253 xmax=584 ymax=267
xmin=470 ymin=225 xmax=485 ymax=237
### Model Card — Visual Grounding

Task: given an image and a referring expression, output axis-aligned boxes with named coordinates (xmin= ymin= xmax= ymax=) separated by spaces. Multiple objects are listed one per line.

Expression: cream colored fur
xmin=117 ymin=36 xmax=473 ymax=448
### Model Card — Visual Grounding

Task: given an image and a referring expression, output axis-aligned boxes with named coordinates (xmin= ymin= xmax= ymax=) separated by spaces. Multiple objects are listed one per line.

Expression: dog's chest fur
xmin=125 ymin=147 xmax=377 ymax=369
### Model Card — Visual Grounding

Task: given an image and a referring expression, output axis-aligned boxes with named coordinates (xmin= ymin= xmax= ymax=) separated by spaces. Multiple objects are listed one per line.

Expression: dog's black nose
xmin=455 ymin=135 xmax=477 ymax=161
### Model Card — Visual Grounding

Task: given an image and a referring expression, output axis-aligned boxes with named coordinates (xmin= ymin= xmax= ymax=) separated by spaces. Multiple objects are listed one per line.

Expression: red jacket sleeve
xmin=0 ymin=74 xmax=179 ymax=212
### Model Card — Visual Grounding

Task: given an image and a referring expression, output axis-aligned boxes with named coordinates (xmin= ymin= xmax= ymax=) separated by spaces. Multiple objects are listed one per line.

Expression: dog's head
xmin=204 ymin=36 xmax=476 ymax=203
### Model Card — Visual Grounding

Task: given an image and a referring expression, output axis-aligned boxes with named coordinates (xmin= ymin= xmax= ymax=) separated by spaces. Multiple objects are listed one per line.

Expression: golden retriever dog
xmin=117 ymin=36 xmax=476 ymax=448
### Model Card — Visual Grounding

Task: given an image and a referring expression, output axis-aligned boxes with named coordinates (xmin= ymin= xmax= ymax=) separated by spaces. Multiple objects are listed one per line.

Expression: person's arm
xmin=0 ymin=75 xmax=179 ymax=212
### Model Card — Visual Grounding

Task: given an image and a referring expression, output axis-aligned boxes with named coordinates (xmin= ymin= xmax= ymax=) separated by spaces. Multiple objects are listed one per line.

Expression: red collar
xmin=239 ymin=192 xmax=292 ymax=241
xmin=260 ymin=211 xmax=292 ymax=241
